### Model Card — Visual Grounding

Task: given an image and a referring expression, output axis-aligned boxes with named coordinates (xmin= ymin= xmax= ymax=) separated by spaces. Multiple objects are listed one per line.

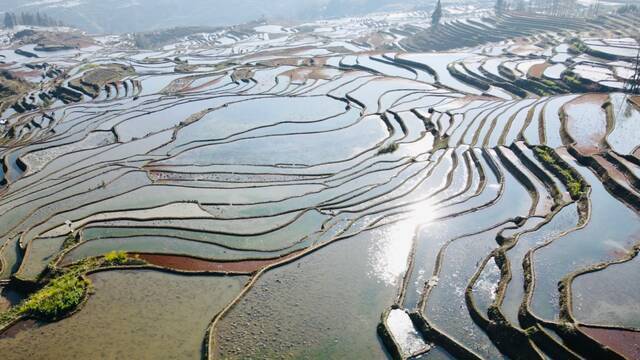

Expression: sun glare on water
xmin=368 ymin=200 xmax=437 ymax=286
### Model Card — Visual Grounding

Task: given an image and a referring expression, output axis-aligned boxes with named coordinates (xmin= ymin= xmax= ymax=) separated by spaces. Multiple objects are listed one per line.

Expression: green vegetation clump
xmin=103 ymin=250 xmax=129 ymax=265
xmin=62 ymin=232 xmax=80 ymax=249
xmin=564 ymin=175 xmax=582 ymax=198
xmin=535 ymin=147 xmax=554 ymax=163
xmin=534 ymin=147 xmax=584 ymax=198
xmin=524 ymin=326 xmax=539 ymax=337
xmin=568 ymin=38 xmax=587 ymax=54
xmin=0 ymin=306 xmax=21 ymax=325
xmin=19 ymin=272 xmax=88 ymax=319
xmin=40 ymin=97 xmax=54 ymax=109
xmin=563 ymin=74 xmax=582 ymax=88
xmin=0 ymin=251 xmax=145 ymax=327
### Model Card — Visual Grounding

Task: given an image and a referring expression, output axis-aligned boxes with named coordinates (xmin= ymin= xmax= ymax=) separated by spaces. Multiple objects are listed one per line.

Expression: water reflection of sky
xmin=368 ymin=201 xmax=437 ymax=286
xmin=387 ymin=309 xmax=430 ymax=356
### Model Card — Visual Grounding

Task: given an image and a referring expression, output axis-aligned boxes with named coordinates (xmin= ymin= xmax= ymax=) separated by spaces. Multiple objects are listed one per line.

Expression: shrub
xmin=0 ymin=250 xmax=145 ymax=326
xmin=566 ymin=179 xmax=582 ymax=198
xmin=534 ymin=147 xmax=584 ymax=198
xmin=62 ymin=232 xmax=80 ymax=249
xmin=535 ymin=147 xmax=554 ymax=163
xmin=568 ymin=38 xmax=587 ymax=54
xmin=19 ymin=272 xmax=88 ymax=320
xmin=103 ymin=250 xmax=128 ymax=265
xmin=0 ymin=307 xmax=20 ymax=325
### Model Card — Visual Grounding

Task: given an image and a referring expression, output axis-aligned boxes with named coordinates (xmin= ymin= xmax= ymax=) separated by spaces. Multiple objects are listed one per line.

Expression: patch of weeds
xmin=542 ymin=79 xmax=557 ymax=87
xmin=524 ymin=326 xmax=539 ymax=337
xmin=534 ymin=147 xmax=584 ymax=198
xmin=0 ymin=251 xmax=145 ymax=327
xmin=535 ymin=147 xmax=554 ymax=163
xmin=102 ymin=250 xmax=144 ymax=267
xmin=19 ymin=271 xmax=88 ymax=320
xmin=0 ymin=307 xmax=21 ymax=325
xmin=562 ymin=170 xmax=583 ymax=197
xmin=103 ymin=250 xmax=129 ymax=265
xmin=432 ymin=135 xmax=449 ymax=152
xmin=568 ymin=38 xmax=587 ymax=54
xmin=563 ymin=74 xmax=582 ymax=88
xmin=557 ymin=322 xmax=577 ymax=335
xmin=40 ymin=97 xmax=53 ymax=109
xmin=62 ymin=232 xmax=80 ymax=249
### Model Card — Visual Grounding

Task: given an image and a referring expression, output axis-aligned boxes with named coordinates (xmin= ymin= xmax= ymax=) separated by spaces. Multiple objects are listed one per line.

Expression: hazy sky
xmin=0 ymin=0 xmax=430 ymax=33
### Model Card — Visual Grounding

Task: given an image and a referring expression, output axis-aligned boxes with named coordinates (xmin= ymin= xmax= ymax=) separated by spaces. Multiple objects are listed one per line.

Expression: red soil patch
xmin=12 ymin=70 xmax=40 ymax=78
xmin=593 ymin=155 xmax=632 ymax=187
xmin=580 ymin=325 xmax=640 ymax=359
xmin=528 ymin=62 xmax=550 ymax=78
xmin=137 ymin=252 xmax=299 ymax=273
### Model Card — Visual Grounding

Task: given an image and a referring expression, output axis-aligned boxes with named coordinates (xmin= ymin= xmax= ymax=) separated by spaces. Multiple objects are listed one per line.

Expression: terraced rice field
xmin=0 ymin=9 xmax=639 ymax=360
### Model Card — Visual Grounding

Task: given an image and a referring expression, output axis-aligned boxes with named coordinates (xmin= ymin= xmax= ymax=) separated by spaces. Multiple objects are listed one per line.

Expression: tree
xmin=4 ymin=12 xmax=15 ymax=29
xmin=20 ymin=12 xmax=35 ymax=26
xmin=5 ymin=11 xmax=63 ymax=28
xmin=432 ymin=0 xmax=443 ymax=27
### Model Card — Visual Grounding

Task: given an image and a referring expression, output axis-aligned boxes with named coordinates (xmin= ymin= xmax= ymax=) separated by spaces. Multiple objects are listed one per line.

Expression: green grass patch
xmin=62 ymin=232 xmax=80 ymax=249
xmin=103 ymin=250 xmax=129 ymax=265
xmin=0 ymin=306 xmax=21 ymax=325
xmin=563 ymin=75 xmax=581 ymax=87
xmin=568 ymin=38 xmax=588 ymax=54
xmin=535 ymin=147 xmax=554 ymax=163
xmin=19 ymin=271 xmax=88 ymax=320
xmin=534 ymin=147 xmax=584 ymax=199
xmin=0 ymin=251 xmax=145 ymax=327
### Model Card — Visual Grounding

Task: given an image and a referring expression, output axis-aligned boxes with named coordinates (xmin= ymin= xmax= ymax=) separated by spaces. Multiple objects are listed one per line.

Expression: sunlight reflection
xmin=368 ymin=200 xmax=438 ymax=286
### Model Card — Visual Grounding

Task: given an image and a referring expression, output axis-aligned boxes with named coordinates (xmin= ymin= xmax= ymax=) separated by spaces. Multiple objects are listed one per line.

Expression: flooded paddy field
xmin=0 ymin=5 xmax=640 ymax=360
